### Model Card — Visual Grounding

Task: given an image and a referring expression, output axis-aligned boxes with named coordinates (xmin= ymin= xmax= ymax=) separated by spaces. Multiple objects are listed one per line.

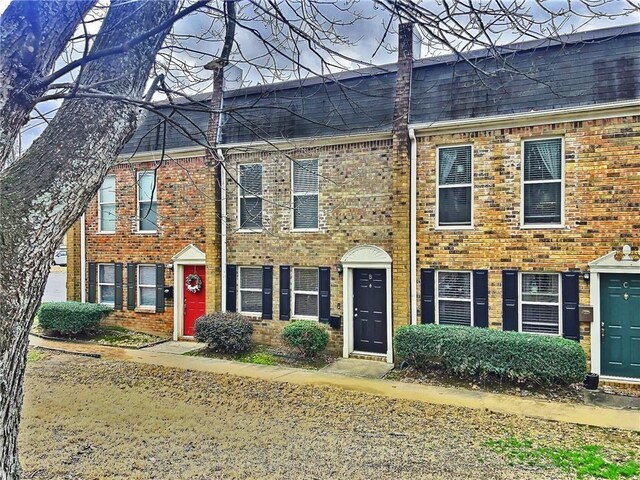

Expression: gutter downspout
xmin=409 ymin=128 xmax=417 ymax=325
xmin=218 ymin=147 xmax=227 ymax=311
xmin=80 ymin=213 xmax=86 ymax=302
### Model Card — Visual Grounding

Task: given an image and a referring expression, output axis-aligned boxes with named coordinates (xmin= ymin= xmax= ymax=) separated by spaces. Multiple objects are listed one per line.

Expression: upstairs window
xmin=437 ymin=146 xmax=472 ymax=227
xmin=520 ymin=273 xmax=561 ymax=335
xmin=137 ymin=171 xmax=158 ymax=232
xmin=293 ymin=268 xmax=319 ymax=318
xmin=239 ymin=267 xmax=262 ymax=314
xmin=98 ymin=264 xmax=115 ymax=305
xmin=437 ymin=271 xmax=472 ymax=326
xmin=137 ymin=265 xmax=156 ymax=308
xmin=238 ymin=164 xmax=263 ymax=230
xmin=98 ymin=175 xmax=116 ymax=233
xmin=292 ymin=159 xmax=319 ymax=230
xmin=523 ymin=138 xmax=563 ymax=226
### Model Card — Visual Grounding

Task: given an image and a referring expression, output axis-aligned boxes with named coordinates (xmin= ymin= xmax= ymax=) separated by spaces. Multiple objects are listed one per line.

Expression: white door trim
xmin=588 ymin=252 xmax=640 ymax=383
xmin=341 ymin=245 xmax=393 ymax=364
xmin=171 ymin=244 xmax=206 ymax=341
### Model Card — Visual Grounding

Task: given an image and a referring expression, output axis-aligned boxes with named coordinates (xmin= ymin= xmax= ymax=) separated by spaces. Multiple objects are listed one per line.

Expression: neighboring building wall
xmin=223 ymin=139 xmax=394 ymax=353
xmin=84 ymin=156 xmax=207 ymax=335
xmin=415 ymin=114 xmax=640 ymax=360
xmin=66 ymin=222 xmax=82 ymax=301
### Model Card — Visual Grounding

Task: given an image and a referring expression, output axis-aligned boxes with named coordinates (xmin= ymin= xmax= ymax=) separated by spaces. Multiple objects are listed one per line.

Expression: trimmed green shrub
xmin=37 ymin=302 xmax=112 ymax=335
xmin=283 ymin=320 xmax=329 ymax=358
xmin=395 ymin=324 xmax=587 ymax=385
xmin=194 ymin=312 xmax=253 ymax=353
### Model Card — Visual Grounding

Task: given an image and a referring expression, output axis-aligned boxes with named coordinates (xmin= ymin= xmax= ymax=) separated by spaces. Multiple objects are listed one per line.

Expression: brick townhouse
xmin=68 ymin=23 xmax=640 ymax=382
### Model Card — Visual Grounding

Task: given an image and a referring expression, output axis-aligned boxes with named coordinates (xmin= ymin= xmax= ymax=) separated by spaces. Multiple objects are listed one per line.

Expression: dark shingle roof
xmin=121 ymin=24 xmax=639 ymax=154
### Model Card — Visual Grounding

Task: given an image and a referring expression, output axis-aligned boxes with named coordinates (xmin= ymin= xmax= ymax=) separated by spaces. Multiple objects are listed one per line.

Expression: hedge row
xmin=395 ymin=324 xmax=586 ymax=385
xmin=38 ymin=302 xmax=112 ymax=335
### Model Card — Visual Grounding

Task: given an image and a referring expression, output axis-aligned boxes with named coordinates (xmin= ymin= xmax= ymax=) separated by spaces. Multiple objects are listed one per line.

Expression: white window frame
xmin=518 ymin=272 xmax=563 ymax=336
xmin=238 ymin=266 xmax=262 ymax=315
xmin=98 ymin=174 xmax=116 ymax=234
xmin=435 ymin=145 xmax=474 ymax=230
xmin=137 ymin=170 xmax=158 ymax=233
xmin=98 ymin=263 xmax=115 ymax=306
xmin=520 ymin=137 xmax=565 ymax=229
xmin=237 ymin=163 xmax=263 ymax=233
xmin=137 ymin=264 xmax=156 ymax=309
xmin=292 ymin=267 xmax=319 ymax=320
xmin=291 ymin=159 xmax=320 ymax=232
xmin=435 ymin=270 xmax=474 ymax=327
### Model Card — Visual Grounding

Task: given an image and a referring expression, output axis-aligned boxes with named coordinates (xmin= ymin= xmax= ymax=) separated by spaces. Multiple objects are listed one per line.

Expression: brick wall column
xmin=204 ymin=61 xmax=225 ymax=313
xmin=205 ymin=164 xmax=222 ymax=312
xmin=391 ymin=23 xmax=415 ymax=330
xmin=66 ymin=220 xmax=82 ymax=301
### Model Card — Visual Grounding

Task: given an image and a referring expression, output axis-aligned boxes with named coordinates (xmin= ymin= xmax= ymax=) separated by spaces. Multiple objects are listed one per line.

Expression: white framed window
xmin=292 ymin=159 xmax=319 ymax=230
xmin=293 ymin=268 xmax=319 ymax=319
xmin=137 ymin=170 xmax=158 ymax=232
xmin=238 ymin=163 xmax=263 ymax=230
xmin=98 ymin=175 xmax=116 ymax=233
xmin=437 ymin=145 xmax=473 ymax=228
xmin=519 ymin=272 xmax=561 ymax=335
xmin=137 ymin=265 xmax=156 ymax=308
xmin=436 ymin=270 xmax=473 ymax=326
xmin=239 ymin=267 xmax=262 ymax=314
xmin=98 ymin=263 xmax=115 ymax=306
xmin=522 ymin=138 xmax=564 ymax=227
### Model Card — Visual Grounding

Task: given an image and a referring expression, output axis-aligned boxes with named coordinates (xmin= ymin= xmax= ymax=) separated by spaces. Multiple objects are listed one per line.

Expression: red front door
xmin=183 ymin=265 xmax=206 ymax=336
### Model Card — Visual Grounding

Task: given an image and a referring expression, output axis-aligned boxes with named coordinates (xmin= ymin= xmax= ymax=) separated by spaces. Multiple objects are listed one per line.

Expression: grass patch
xmin=32 ymin=318 xmax=166 ymax=348
xmin=186 ymin=345 xmax=334 ymax=369
xmin=486 ymin=436 xmax=639 ymax=479
xmin=90 ymin=326 xmax=164 ymax=348
xmin=27 ymin=349 xmax=46 ymax=363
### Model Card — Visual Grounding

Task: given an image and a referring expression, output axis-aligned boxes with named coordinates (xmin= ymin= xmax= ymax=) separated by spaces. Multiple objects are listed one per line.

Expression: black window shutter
xmin=279 ymin=266 xmax=291 ymax=320
xmin=473 ymin=270 xmax=488 ymax=328
xmin=88 ymin=262 xmax=97 ymax=303
xmin=562 ymin=271 xmax=580 ymax=341
xmin=502 ymin=270 xmax=518 ymax=331
xmin=420 ymin=268 xmax=435 ymax=324
xmin=114 ymin=263 xmax=123 ymax=311
xmin=318 ymin=267 xmax=330 ymax=323
xmin=226 ymin=265 xmax=237 ymax=312
xmin=155 ymin=263 xmax=165 ymax=313
xmin=127 ymin=263 xmax=136 ymax=310
xmin=262 ymin=266 xmax=273 ymax=320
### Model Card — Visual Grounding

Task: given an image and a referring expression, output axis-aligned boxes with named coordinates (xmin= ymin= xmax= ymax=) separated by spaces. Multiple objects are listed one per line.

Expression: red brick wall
xmin=83 ymin=156 xmax=207 ymax=335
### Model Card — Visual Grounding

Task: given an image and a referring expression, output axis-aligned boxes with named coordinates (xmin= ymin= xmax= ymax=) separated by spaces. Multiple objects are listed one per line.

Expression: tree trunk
xmin=0 ymin=1 xmax=178 ymax=478
xmin=0 ymin=0 xmax=96 ymax=164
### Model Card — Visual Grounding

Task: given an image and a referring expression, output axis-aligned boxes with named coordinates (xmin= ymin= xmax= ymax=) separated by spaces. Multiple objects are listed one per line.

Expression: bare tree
xmin=0 ymin=0 xmax=637 ymax=477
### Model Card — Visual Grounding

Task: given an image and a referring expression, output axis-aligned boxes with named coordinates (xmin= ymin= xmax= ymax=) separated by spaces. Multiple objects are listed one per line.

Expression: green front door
xmin=600 ymin=274 xmax=640 ymax=379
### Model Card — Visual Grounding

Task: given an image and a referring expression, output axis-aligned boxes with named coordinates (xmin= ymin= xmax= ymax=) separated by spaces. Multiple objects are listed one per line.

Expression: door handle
xmin=601 ymin=322 xmax=605 ymax=341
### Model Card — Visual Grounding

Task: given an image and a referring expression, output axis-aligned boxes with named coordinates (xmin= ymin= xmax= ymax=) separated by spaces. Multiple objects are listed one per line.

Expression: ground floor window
xmin=437 ymin=270 xmax=472 ymax=326
xmin=239 ymin=267 xmax=262 ymax=314
xmin=98 ymin=264 xmax=115 ymax=305
xmin=138 ymin=265 xmax=156 ymax=308
xmin=520 ymin=272 xmax=561 ymax=335
xmin=293 ymin=267 xmax=319 ymax=319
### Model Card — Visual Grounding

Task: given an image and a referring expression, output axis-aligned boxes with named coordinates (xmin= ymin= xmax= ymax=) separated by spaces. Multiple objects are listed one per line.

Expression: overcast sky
xmin=3 ymin=0 xmax=638 ymax=151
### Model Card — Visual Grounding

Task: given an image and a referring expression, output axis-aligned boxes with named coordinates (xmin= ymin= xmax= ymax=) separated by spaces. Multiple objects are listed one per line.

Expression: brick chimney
xmin=391 ymin=22 xmax=416 ymax=330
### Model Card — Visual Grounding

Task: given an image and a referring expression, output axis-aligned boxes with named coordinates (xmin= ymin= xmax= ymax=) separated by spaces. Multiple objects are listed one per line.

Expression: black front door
xmin=353 ymin=268 xmax=387 ymax=354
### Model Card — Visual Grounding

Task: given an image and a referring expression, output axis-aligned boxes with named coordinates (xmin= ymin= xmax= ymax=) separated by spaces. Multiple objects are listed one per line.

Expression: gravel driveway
xmin=20 ymin=352 xmax=638 ymax=480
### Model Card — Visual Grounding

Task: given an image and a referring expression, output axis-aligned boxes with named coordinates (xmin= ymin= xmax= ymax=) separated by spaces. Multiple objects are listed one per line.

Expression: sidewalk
xmin=29 ymin=335 xmax=640 ymax=432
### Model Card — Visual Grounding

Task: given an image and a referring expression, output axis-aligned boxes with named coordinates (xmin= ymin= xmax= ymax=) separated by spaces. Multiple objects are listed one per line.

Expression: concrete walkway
xmin=28 ymin=335 xmax=640 ymax=432
xmin=322 ymin=358 xmax=394 ymax=379
xmin=142 ymin=341 xmax=206 ymax=355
